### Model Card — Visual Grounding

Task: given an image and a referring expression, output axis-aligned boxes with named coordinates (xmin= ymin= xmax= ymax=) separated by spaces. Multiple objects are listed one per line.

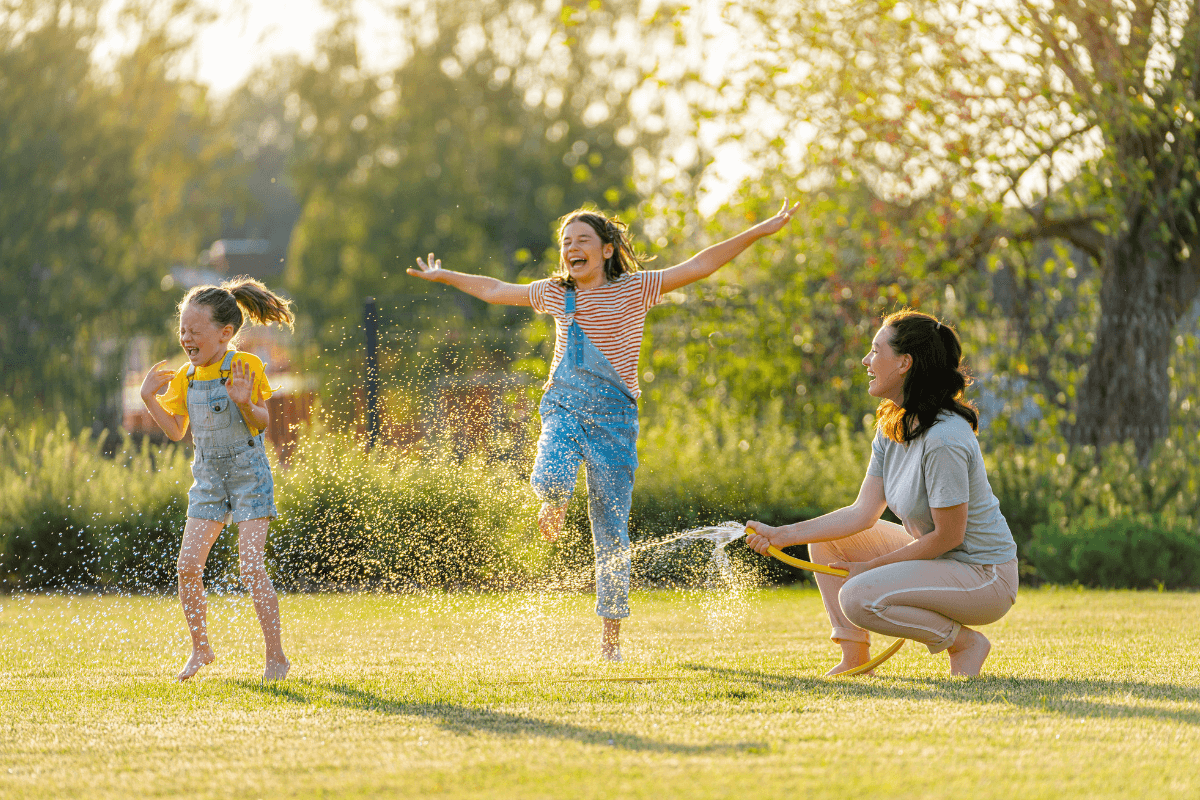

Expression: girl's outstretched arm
xmin=659 ymin=200 xmax=800 ymax=293
xmin=407 ymin=253 xmax=532 ymax=307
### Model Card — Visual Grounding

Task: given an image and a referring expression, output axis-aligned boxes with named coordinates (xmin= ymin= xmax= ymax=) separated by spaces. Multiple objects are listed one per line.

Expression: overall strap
xmin=219 ymin=350 xmax=235 ymax=384
xmin=186 ymin=363 xmax=197 ymax=387
xmin=564 ymin=286 xmax=576 ymax=315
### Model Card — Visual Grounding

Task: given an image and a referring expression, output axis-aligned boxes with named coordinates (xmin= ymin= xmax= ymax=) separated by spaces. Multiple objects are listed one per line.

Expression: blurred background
xmin=3 ymin=0 xmax=1199 ymax=592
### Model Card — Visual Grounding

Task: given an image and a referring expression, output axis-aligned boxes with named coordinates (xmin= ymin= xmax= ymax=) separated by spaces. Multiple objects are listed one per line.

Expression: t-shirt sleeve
xmin=866 ymin=431 xmax=886 ymax=477
xmin=529 ymin=279 xmax=551 ymax=314
xmin=923 ymin=439 xmax=972 ymax=508
xmin=641 ymin=270 xmax=665 ymax=310
xmin=155 ymin=363 xmax=191 ymax=417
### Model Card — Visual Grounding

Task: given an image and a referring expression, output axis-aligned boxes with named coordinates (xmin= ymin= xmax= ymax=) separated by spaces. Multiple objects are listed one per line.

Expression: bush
xmin=1025 ymin=512 xmax=1200 ymax=589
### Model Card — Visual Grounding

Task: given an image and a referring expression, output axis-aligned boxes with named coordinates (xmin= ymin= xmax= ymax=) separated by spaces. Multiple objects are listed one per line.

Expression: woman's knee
xmin=838 ymin=580 xmax=876 ymax=628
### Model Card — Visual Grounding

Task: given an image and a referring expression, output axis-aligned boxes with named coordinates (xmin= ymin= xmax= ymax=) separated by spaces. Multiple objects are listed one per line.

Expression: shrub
xmin=1025 ymin=512 xmax=1200 ymax=589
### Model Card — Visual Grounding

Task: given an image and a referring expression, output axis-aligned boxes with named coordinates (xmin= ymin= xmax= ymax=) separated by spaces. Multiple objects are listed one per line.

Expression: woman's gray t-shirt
xmin=866 ymin=412 xmax=1016 ymax=565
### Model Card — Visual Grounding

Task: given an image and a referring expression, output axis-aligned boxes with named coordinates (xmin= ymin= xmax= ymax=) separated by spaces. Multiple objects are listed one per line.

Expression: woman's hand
xmin=744 ymin=520 xmax=783 ymax=555
xmin=140 ymin=360 xmax=175 ymax=400
xmin=754 ymin=199 xmax=801 ymax=237
xmin=407 ymin=252 xmax=446 ymax=282
xmin=226 ymin=359 xmax=254 ymax=407
xmin=829 ymin=560 xmax=870 ymax=580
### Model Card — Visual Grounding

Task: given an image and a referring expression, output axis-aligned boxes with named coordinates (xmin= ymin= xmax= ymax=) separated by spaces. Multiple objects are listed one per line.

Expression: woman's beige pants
xmin=809 ymin=521 xmax=1018 ymax=653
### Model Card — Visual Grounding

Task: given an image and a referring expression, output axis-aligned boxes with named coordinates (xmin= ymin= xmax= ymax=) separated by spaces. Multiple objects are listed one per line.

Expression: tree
xmin=0 ymin=0 xmax=235 ymax=430
xmin=720 ymin=0 xmax=1200 ymax=458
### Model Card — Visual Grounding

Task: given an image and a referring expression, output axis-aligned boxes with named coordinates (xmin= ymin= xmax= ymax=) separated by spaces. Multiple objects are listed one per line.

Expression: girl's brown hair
xmin=552 ymin=209 xmax=649 ymax=286
xmin=875 ymin=309 xmax=978 ymax=444
xmin=180 ymin=276 xmax=294 ymax=341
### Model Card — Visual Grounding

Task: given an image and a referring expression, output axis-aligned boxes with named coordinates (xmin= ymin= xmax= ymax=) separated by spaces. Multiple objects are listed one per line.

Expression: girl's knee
xmin=530 ymin=472 xmax=573 ymax=505
xmin=239 ymin=562 xmax=271 ymax=589
xmin=177 ymin=558 xmax=204 ymax=582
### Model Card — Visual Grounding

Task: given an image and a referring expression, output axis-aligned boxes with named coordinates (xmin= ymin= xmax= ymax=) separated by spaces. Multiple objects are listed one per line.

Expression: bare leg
xmin=236 ymin=518 xmax=290 ymax=682
xmin=537 ymin=502 xmax=568 ymax=542
xmin=601 ymin=618 xmax=621 ymax=661
xmin=946 ymin=626 xmax=991 ymax=677
xmin=177 ymin=517 xmax=225 ymax=681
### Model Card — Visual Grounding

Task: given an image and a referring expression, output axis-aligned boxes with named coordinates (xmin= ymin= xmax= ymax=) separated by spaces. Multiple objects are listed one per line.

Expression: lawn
xmin=1 ymin=586 xmax=1197 ymax=799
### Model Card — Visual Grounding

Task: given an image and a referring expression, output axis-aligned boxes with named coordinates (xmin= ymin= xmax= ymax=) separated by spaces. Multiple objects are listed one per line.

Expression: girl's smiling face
xmin=560 ymin=220 xmax=614 ymax=289
xmin=863 ymin=325 xmax=911 ymax=405
xmin=179 ymin=302 xmax=235 ymax=367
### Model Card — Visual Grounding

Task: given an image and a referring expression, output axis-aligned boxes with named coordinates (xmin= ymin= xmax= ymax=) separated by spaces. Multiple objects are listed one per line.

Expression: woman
xmin=746 ymin=310 xmax=1018 ymax=677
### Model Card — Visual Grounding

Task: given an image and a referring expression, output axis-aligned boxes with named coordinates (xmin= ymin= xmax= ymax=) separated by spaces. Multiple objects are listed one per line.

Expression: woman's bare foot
xmin=177 ymin=647 xmax=215 ymax=682
xmin=947 ymin=627 xmax=991 ymax=676
xmin=263 ymin=658 xmax=291 ymax=682
xmin=537 ymin=502 xmax=568 ymax=542
xmin=826 ymin=641 xmax=872 ymax=676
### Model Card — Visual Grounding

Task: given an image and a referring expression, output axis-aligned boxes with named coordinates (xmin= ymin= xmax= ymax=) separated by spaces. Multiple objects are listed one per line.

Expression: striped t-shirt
xmin=529 ymin=271 xmax=665 ymax=398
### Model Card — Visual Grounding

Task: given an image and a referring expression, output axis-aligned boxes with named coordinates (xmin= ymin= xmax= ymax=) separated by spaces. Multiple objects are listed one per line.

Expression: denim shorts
xmin=187 ymin=444 xmax=277 ymax=524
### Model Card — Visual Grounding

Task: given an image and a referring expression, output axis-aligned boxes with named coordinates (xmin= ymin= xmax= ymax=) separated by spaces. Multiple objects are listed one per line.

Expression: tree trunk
xmin=1072 ymin=208 xmax=1197 ymax=460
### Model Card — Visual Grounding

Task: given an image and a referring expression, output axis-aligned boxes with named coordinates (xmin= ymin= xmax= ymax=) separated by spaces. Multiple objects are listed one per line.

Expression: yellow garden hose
xmin=758 ymin=536 xmax=907 ymax=676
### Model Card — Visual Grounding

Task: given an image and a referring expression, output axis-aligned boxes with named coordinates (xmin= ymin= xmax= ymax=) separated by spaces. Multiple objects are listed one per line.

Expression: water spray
xmin=654 ymin=523 xmax=907 ymax=677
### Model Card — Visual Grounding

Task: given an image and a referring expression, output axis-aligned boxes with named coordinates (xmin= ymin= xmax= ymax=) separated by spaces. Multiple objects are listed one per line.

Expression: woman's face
xmin=179 ymin=303 xmax=234 ymax=368
xmin=863 ymin=325 xmax=910 ymax=405
xmin=560 ymin=220 xmax=614 ymax=289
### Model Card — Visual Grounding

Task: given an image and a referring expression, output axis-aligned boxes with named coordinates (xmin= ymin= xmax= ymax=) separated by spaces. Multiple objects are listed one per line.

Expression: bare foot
xmin=537 ymin=502 xmax=568 ymax=542
xmin=601 ymin=618 xmax=621 ymax=661
xmin=826 ymin=641 xmax=871 ymax=676
xmin=177 ymin=647 xmax=215 ymax=682
xmin=263 ymin=658 xmax=291 ymax=682
xmin=947 ymin=627 xmax=991 ymax=676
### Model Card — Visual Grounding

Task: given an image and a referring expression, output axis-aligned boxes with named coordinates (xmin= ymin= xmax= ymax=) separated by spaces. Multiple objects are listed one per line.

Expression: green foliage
xmin=0 ymin=417 xmax=192 ymax=590
xmin=269 ymin=429 xmax=547 ymax=591
xmin=1026 ymin=513 xmax=1200 ymax=590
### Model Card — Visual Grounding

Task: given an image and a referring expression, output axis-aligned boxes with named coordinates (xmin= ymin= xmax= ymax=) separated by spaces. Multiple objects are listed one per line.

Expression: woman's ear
xmin=603 ymin=242 xmax=614 ymax=260
xmin=897 ymin=353 xmax=913 ymax=374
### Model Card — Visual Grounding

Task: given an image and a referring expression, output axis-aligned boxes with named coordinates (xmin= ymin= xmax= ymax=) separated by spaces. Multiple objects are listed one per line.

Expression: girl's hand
xmin=744 ymin=520 xmax=781 ymax=555
xmin=829 ymin=560 xmax=869 ymax=580
xmin=756 ymin=199 xmax=801 ymax=237
xmin=140 ymin=360 xmax=175 ymax=400
xmin=226 ymin=359 xmax=254 ymax=406
xmin=407 ymin=252 xmax=445 ymax=282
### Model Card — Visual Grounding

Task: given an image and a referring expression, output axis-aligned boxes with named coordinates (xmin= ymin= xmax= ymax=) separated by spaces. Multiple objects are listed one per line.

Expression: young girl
xmin=408 ymin=201 xmax=799 ymax=660
xmin=140 ymin=277 xmax=295 ymax=682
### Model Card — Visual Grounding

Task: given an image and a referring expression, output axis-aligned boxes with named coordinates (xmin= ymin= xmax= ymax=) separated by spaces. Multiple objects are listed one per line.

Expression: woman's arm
xmin=139 ymin=361 xmax=189 ymax=441
xmin=658 ymin=200 xmax=800 ymax=294
xmin=831 ymin=504 xmax=967 ymax=578
xmin=745 ymin=473 xmax=888 ymax=554
xmin=407 ymin=253 xmax=532 ymax=307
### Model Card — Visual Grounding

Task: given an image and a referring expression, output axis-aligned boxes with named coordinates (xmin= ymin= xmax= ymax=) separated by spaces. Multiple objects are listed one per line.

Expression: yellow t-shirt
xmin=155 ymin=350 xmax=274 ymax=435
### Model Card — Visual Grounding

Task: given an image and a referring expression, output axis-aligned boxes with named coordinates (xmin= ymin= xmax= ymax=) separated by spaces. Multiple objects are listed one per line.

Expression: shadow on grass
xmin=233 ymin=677 xmax=767 ymax=754
xmin=680 ymin=662 xmax=1200 ymax=726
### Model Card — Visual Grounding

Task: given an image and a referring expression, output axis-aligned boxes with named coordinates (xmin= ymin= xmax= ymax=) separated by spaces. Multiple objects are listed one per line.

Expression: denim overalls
xmin=530 ymin=287 xmax=639 ymax=619
xmin=186 ymin=350 xmax=277 ymax=524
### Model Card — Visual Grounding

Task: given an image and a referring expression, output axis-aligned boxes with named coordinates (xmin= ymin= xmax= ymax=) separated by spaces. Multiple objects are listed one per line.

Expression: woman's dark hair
xmin=875 ymin=309 xmax=977 ymax=444
xmin=180 ymin=276 xmax=295 ymax=341
xmin=552 ymin=209 xmax=649 ymax=286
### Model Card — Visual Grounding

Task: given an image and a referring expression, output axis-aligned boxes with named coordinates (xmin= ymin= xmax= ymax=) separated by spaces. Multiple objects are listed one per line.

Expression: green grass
xmin=1 ymin=587 xmax=1197 ymax=799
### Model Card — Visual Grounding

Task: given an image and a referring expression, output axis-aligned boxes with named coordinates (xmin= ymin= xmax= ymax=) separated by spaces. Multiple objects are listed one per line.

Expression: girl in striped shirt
xmin=408 ymin=202 xmax=798 ymax=660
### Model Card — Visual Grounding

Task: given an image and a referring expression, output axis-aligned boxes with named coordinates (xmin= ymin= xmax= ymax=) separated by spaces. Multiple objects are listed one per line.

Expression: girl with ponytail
xmin=140 ymin=276 xmax=295 ymax=682
xmin=746 ymin=310 xmax=1018 ymax=677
